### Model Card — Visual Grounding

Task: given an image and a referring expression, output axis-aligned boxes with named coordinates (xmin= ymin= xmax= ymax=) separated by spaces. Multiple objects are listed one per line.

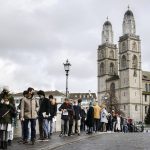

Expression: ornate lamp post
xmin=63 ymin=59 xmax=71 ymax=98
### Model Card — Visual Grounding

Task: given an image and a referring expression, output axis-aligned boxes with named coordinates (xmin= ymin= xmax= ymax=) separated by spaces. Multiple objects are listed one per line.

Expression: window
xmin=100 ymin=62 xmax=105 ymax=75
xmin=132 ymin=42 xmax=137 ymax=51
xmin=110 ymin=50 xmax=114 ymax=58
xmin=145 ymin=84 xmax=148 ymax=92
xmin=135 ymin=105 xmax=138 ymax=111
xmin=145 ymin=106 xmax=148 ymax=114
xmin=122 ymin=42 xmax=126 ymax=51
xmin=145 ymin=95 xmax=147 ymax=102
xmin=110 ymin=63 xmax=114 ymax=75
xmin=100 ymin=50 xmax=104 ymax=59
xmin=121 ymin=55 xmax=126 ymax=68
xmin=124 ymin=105 xmax=126 ymax=110
xmin=132 ymin=55 xmax=138 ymax=69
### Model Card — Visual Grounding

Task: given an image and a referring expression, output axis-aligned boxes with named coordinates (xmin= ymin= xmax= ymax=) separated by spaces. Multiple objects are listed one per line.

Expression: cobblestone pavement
xmin=7 ymin=132 xmax=150 ymax=150
xmin=53 ymin=133 xmax=150 ymax=150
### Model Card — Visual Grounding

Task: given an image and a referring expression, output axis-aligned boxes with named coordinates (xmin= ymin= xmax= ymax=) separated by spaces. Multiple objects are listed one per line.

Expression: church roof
xmin=104 ymin=21 xmax=112 ymax=26
xmin=142 ymin=71 xmax=150 ymax=81
xmin=124 ymin=10 xmax=134 ymax=17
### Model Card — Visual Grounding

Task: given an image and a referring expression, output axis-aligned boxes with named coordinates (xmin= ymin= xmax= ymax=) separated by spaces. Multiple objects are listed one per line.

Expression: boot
xmin=7 ymin=140 xmax=11 ymax=146
xmin=0 ymin=141 xmax=4 ymax=149
xmin=3 ymin=142 xmax=7 ymax=149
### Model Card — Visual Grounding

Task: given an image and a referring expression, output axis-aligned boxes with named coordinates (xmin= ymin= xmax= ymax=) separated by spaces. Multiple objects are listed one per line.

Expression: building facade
xmin=98 ymin=8 xmax=149 ymax=122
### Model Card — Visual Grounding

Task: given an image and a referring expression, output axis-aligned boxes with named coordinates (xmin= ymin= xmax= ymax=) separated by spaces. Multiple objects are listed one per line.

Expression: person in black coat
xmin=37 ymin=90 xmax=50 ymax=140
xmin=80 ymin=107 xmax=86 ymax=131
xmin=72 ymin=100 xmax=81 ymax=135
xmin=59 ymin=98 xmax=73 ymax=136
xmin=86 ymin=102 xmax=94 ymax=134
xmin=0 ymin=94 xmax=16 ymax=149
xmin=48 ymin=98 xmax=57 ymax=137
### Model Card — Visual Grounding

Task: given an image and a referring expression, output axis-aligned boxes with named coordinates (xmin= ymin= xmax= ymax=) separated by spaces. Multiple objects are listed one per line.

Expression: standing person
xmin=80 ymin=106 xmax=86 ymax=131
xmin=86 ymin=102 xmax=94 ymax=134
xmin=17 ymin=91 xmax=28 ymax=143
xmin=20 ymin=87 xmax=39 ymax=145
xmin=59 ymin=98 xmax=72 ymax=137
xmin=0 ymin=87 xmax=16 ymax=146
xmin=48 ymin=97 xmax=57 ymax=138
xmin=115 ymin=113 xmax=121 ymax=132
xmin=68 ymin=99 xmax=74 ymax=136
xmin=93 ymin=102 xmax=101 ymax=133
xmin=112 ymin=110 xmax=117 ymax=132
xmin=100 ymin=104 xmax=108 ymax=132
xmin=37 ymin=90 xmax=50 ymax=140
xmin=0 ymin=94 xmax=16 ymax=149
xmin=72 ymin=100 xmax=81 ymax=136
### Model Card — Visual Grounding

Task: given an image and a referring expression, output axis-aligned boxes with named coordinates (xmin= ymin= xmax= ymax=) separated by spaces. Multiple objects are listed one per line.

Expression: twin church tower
xmin=97 ymin=8 xmax=142 ymax=121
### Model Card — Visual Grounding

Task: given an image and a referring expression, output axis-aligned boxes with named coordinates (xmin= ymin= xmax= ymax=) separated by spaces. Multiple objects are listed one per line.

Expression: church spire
xmin=123 ymin=7 xmax=136 ymax=35
xmin=101 ymin=17 xmax=113 ymax=44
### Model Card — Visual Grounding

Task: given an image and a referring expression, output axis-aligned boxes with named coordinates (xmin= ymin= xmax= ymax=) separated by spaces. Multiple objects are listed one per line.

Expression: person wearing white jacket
xmin=100 ymin=105 xmax=108 ymax=132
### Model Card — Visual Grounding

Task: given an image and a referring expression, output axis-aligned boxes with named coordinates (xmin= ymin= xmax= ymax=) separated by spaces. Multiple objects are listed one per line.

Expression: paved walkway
xmin=10 ymin=132 xmax=104 ymax=150
xmin=8 ymin=132 xmax=150 ymax=150
xmin=53 ymin=132 xmax=150 ymax=150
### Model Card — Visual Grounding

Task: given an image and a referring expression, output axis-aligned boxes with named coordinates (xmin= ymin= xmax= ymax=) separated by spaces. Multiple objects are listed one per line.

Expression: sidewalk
xmin=9 ymin=132 xmax=105 ymax=150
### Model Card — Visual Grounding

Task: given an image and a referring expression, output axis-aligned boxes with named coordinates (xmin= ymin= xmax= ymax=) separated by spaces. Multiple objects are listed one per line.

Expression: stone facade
xmin=98 ymin=8 xmax=149 ymax=122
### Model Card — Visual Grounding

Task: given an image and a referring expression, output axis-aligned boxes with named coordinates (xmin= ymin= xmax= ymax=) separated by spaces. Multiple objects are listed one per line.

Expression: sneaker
xmin=78 ymin=133 xmax=80 ymax=136
xmin=59 ymin=133 xmax=63 ymax=137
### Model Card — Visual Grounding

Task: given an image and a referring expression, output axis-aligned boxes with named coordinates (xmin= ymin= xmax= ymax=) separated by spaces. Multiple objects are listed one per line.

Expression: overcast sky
xmin=0 ymin=0 xmax=149 ymax=93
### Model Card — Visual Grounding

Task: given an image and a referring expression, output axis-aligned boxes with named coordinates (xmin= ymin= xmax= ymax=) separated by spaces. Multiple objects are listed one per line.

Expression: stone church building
xmin=97 ymin=8 xmax=150 ymax=122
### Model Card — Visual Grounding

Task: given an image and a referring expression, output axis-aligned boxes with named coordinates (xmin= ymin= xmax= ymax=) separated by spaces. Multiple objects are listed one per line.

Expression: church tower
xmin=97 ymin=19 xmax=118 ymax=101
xmin=119 ymin=8 xmax=142 ymax=121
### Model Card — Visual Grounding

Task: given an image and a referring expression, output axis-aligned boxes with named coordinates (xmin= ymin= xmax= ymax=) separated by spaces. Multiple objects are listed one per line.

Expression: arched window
xmin=100 ymin=50 xmax=104 ymax=59
xmin=132 ymin=55 xmax=138 ymax=68
xmin=110 ymin=82 xmax=115 ymax=97
xmin=132 ymin=42 xmax=137 ymax=51
xmin=110 ymin=63 xmax=114 ymax=75
xmin=122 ymin=42 xmax=126 ymax=51
xmin=109 ymin=50 xmax=114 ymax=58
xmin=121 ymin=55 xmax=126 ymax=68
xmin=100 ymin=62 xmax=104 ymax=75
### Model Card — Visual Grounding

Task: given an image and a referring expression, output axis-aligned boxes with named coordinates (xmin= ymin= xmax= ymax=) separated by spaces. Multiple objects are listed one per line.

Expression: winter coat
xmin=0 ymin=102 xmax=16 ymax=124
xmin=86 ymin=106 xmax=94 ymax=127
xmin=38 ymin=98 xmax=50 ymax=119
xmin=80 ymin=109 xmax=86 ymax=121
xmin=59 ymin=102 xmax=73 ymax=120
xmin=93 ymin=104 xmax=101 ymax=119
xmin=49 ymin=102 xmax=57 ymax=120
xmin=100 ymin=108 xmax=108 ymax=123
xmin=21 ymin=97 xmax=39 ymax=119
xmin=73 ymin=105 xmax=81 ymax=120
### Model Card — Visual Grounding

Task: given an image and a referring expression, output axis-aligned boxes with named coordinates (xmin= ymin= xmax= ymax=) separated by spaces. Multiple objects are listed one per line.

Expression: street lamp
xmin=63 ymin=59 xmax=71 ymax=98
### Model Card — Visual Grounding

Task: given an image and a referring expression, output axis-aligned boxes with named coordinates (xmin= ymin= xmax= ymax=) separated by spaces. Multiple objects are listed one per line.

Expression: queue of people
xmin=0 ymin=87 xmax=143 ymax=149
xmin=58 ymin=99 xmax=139 ymax=137
xmin=0 ymin=87 xmax=57 ymax=149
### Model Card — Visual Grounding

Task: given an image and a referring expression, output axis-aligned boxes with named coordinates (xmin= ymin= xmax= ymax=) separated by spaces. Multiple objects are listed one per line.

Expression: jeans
xmin=61 ymin=119 xmax=69 ymax=135
xmin=42 ymin=119 xmax=49 ymax=138
xmin=94 ymin=119 xmax=100 ymax=132
xmin=73 ymin=120 xmax=81 ymax=134
xmin=48 ymin=119 xmax=53 ymax=134
xmin=24 ymin=119 xmax=36 ymax=141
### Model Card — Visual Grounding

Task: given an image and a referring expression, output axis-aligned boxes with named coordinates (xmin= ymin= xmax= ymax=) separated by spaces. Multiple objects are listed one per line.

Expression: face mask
xmin=5 ymin=101 xmax=9 ymax=105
